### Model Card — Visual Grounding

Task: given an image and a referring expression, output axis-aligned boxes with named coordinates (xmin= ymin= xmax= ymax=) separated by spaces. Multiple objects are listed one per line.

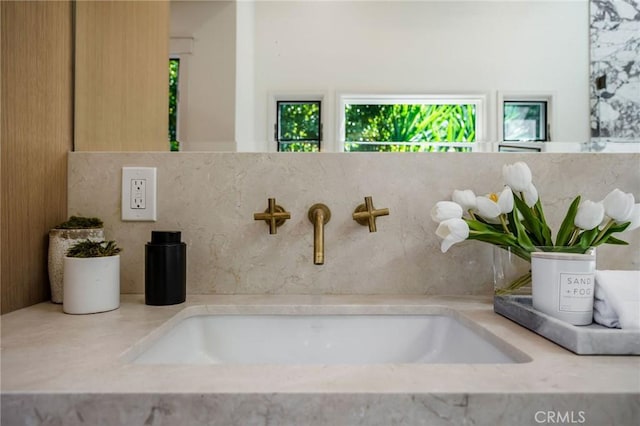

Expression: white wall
xmin=235 ymin=0 xmax=257 ymax=151
xmin=173 ymin=1 xmax=590 ymax=152
xmin=170 ymin=0 xmax=236 ymax=151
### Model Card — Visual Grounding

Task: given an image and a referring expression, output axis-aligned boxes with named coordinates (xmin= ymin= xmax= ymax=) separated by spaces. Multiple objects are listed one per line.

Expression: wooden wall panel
xmin=1 ymin=1 xmax=73 ymax=313
xmin=74 ymin=1 xmax=170 ymax=151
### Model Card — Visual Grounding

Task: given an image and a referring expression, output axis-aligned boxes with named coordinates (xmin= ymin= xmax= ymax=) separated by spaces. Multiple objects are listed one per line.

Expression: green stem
xmin=495 ymin=271 xmax=532 ymax=296
xmin=567 ymin=227 xmax=580 ymax=246
xmin=592 ymin=219 xmax=615 ymax=246
xmin=499 ymin=214 xmax=512 ymax=236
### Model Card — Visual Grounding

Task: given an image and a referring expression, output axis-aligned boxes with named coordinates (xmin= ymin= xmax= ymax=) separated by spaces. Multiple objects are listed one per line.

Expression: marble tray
xmin=494 ymin=295 xmax=640 ymax=355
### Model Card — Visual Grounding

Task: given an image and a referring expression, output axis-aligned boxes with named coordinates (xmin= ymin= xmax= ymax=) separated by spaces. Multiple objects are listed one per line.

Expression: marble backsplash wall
xmin=590 ymin=0 xmax=640 ymax=140
xmin=68 ymin=153 xmax=640 ymax=296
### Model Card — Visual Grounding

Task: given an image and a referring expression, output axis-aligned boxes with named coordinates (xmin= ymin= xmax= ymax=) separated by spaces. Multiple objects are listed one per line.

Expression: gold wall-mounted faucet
xmin=352 ymin=196 xmax=389 ymax=232
xmin=253 ymin=198 xmax=291 ymax=234
xmin=307 ymin=203 xmax=331 ymax=265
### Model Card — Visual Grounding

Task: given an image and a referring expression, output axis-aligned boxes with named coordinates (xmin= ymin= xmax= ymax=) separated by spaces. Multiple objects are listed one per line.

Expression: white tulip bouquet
xmin=431 ymin=161 xmax=639 ymax=293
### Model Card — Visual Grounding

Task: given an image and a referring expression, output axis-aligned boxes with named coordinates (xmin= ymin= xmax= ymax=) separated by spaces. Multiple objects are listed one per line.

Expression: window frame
xmin=502 ymin=101 xmax=548 ymax=142
xmin=169 ymin=36 xmax=193 ymax=151
xmin=336 ymin=93 xmax=487 ymax=152
xmin=275 ymin=100 xmax=322 ymax=152
xmin=498 ymin=92 xmax=554 ymax=143
xmin=269 ymin=93 xmax=325 ymax=152
xmin=168 ymin=57 xmax=181 ymax=151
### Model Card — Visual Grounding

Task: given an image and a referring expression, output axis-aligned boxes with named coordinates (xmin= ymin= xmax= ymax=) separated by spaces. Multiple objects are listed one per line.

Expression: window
xmin=498 ymin=92 xmax=553 ymax=143
xmin=169 ymin=37 xmax=193 ymax=151
xmin=275 ymin=100 xmax=322 ymax=152
xmin=503 ymin=101 xmax=548 ymax=142
xmin=168 ymin=58 xmax=180 ymax=151
xmin=339 ymin=95 xmax=484 ymax=152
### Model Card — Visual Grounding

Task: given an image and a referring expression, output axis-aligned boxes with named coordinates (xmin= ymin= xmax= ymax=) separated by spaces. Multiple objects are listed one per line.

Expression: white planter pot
xmin=63 ymin=255 xmax=120 ymax=315
xmin=531 ymin=249 xmax=596 ymax=325
xmin=48 ymin=228 xmax=104 ymax=303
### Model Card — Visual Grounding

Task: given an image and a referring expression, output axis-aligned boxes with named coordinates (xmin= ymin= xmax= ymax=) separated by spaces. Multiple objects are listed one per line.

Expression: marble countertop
xmin=1 ymin=294 xmax=639 ymax=395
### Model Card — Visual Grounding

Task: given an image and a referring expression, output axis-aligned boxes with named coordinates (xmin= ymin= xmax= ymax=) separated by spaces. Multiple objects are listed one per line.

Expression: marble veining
xmin=2 ymin=393 xmax=638 ymax=426
xmin=67 ymin=152 xmax=640 ymax=296
xmin=590 ymin=0 xmax=640 ymax=140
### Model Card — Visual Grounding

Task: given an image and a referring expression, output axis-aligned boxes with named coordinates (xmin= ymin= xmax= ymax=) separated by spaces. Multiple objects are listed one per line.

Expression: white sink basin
xmin=128 ymin=307 xmax=529 ymax=365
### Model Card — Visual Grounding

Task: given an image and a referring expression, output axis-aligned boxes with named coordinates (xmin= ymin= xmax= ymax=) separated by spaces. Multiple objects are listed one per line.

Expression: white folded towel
xmin=593 ymin=270 xmax=640 ymax=329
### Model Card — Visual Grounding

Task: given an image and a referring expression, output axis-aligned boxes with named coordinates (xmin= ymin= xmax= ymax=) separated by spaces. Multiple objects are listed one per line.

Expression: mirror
xmin=169 ymin=0 xmax=638 ymax=153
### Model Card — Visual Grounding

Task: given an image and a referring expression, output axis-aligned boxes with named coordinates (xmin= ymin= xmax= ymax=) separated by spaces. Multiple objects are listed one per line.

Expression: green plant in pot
xmin=48 ymin=216 xmax=105 ymax=304
xmin=63 ymin=240 xmax=122 ymax=315
xmin=56 ymin=216 xmax=103 ymax=229
xmin=66 ymin=239 xmax=121 ymax=257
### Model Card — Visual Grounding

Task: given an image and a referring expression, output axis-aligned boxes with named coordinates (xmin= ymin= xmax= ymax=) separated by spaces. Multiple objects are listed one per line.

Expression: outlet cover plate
xmin=122 ymin=167 xmax=157 ymax=221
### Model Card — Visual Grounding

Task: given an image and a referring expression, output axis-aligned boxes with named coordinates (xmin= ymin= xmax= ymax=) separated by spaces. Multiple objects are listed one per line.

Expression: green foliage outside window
xmin=169 ymin=59 xmax=180 ymax=151
xmin=278 ymin=142 xmax=320 ymax=152
xmin=277 ymin=102 xmax=321 ymax=152
xmin=344 ymin=104 xmax=476 ymax=152
xmin=276 ymin=102 xmax=476 ymax=152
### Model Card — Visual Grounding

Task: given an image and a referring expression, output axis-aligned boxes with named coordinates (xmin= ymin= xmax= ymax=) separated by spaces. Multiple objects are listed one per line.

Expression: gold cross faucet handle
xmin=352 ymin=196 xmax=390 ymax=232
xmin=254 ymin=198 xmax=291 ymax=234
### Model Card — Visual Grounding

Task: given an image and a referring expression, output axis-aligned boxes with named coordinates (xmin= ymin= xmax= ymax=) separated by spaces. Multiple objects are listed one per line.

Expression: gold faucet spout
xmin=308 ymin=203 xmax=331 ymax=265
xmin=313 ymin=209 xmax=325 ymax=264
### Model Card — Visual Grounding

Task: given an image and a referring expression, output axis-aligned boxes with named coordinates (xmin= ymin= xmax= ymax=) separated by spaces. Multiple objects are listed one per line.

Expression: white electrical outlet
xmin=122 ymin=167 xmax=157 ymax=221
xmin=131 ymin=179 xmax=146 ymax=209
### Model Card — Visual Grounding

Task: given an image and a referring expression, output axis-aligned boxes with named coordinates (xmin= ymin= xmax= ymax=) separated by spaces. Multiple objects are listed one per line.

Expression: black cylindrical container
xmin=145 ymin=231 xmax=186 ymax=305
